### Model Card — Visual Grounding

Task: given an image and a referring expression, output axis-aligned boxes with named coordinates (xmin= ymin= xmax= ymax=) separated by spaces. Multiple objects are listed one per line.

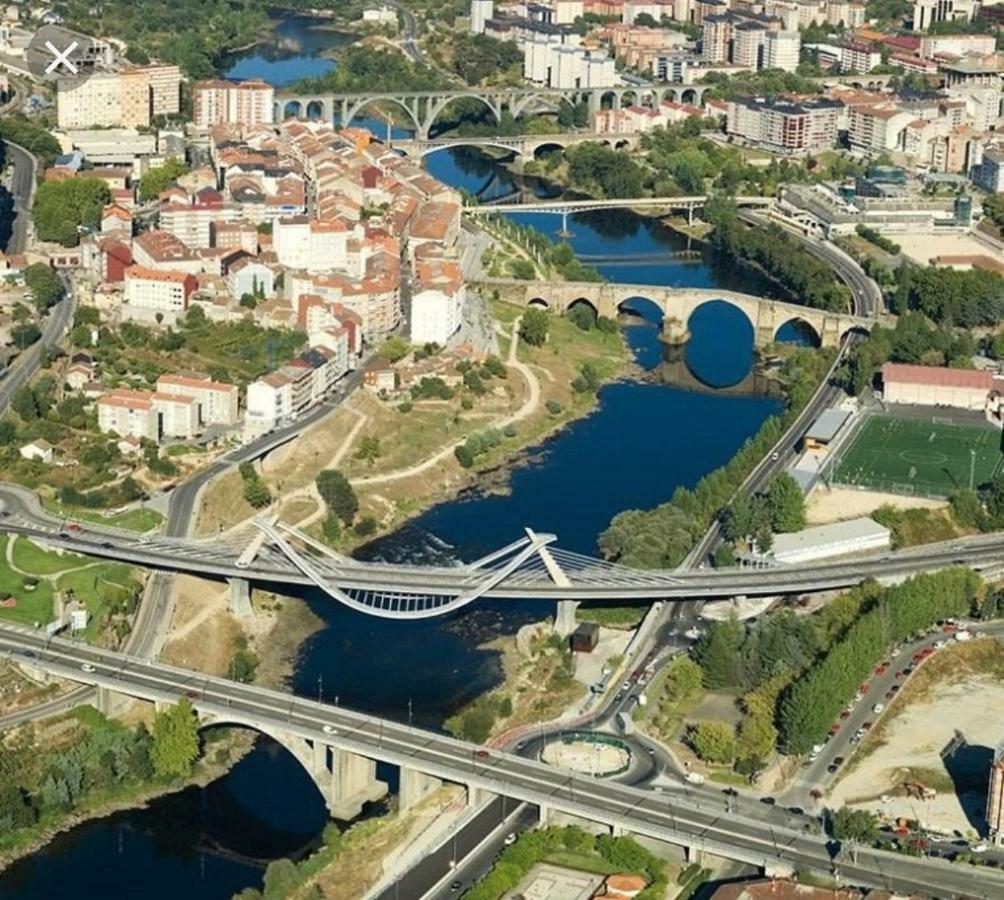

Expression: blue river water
xmin=0 ymin=17 xmax=801 ymax=900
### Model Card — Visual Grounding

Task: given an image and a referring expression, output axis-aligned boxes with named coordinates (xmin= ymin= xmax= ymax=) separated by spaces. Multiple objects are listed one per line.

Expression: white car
xmin=503 ymin=832 xmax=517 ymax=846
xmin=972 ymin=842 xmax=989 ymax=853
xmin=322 ymin=724 xmax=337 ymax=735
xmin=81 ymin=663 xmax=95 ymax=673
xmin=872 ymin=703 xmax=884 ymax=714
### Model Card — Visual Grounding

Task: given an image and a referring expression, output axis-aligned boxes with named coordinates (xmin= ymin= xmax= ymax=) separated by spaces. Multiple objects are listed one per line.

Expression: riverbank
xmin=195 ymin=297 xmax=632 ymax=550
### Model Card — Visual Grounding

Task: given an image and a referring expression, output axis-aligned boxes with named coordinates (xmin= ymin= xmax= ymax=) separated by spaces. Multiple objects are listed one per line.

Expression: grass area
xmin=57 ymin=562 xmax=139 ymax=641
xmin=197 ymin=471 xmax=256 ymax=537
xmin=834 ymin=414 xmax=1003 ymax=498
xmin=871 ymin=504 xmax=967 ymax=549
xmin=0 ymin=537 xmax=54 ymax=626
xmin=11 ymin=536 xmax=90 ymax=575
xmin=576 ymin=603 xmax=647 ymax=629
xmin=41 ymin=498 xmax=164 ymax=533
xmin=707 ymin=768 xmax=750 ymax=787
xmin=544 ymin=849 xmax=620 ymax=876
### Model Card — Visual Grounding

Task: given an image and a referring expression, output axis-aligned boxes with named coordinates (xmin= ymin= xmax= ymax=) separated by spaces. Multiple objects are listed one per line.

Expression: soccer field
xmin=833 ymin=414 xmax=1004 ymax=497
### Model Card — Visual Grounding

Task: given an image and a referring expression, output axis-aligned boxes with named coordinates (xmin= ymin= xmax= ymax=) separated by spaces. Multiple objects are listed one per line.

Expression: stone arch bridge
xmin=485 ymin=279 xmax=874 ymax=349
xmin=275 ymin=84 xmax=711 ymax=140
xmin=391 ymin=131 xmax=641 ymax=160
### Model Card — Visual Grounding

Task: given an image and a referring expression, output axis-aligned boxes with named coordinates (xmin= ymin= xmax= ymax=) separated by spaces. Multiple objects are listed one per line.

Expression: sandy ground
xmin=573 ymin=628 xmax=631 ymax=688
xmin=806 ymin=484 xmax=946 ymax=525
xmin=895 ymin=231 xmax=993 ymax=267
xmin=160 ymin=575 xmax=240 ymax=677
xmin=542 ymin=740 xmax=631 ymax=776
xmin=831 ymin=674 xmax=1004 ymax=836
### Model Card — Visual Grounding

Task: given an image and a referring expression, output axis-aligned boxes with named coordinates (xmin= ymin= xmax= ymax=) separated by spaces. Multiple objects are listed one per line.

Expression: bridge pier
xmin=316 ymin=743 xmax=388 ymax=821
xmin=400 ymin=766 xmax=442 ymax=811
xmin=553 ymin=599 xmax=579 ymax=637
xmin=227 ymin=577 xmax=253 ymax=620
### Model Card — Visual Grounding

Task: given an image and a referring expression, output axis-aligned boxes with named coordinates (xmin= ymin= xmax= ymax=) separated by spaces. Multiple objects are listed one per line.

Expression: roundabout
xmin=540 ymin=733 xmax=632 ymax=778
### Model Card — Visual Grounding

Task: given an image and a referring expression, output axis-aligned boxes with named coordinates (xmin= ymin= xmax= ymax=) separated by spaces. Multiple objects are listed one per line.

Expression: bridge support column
xmin=468 ymin=784 xmax=496 ymax=808
xmin=321 ymin=745 xmax=388 ymax=821
xmin=227 ymin=577 xmax=253 ymax=620
xmin=400 ymin=767 xmax=442 ymax=811
xmin=553 ymin=599 xmax=579 ymax=637
xmin=684 ymin=844 xmax=706 ymax=866
xmin=94 ymin=684 xmax=132 ymax=718
xmin=610 ymin=822 xmax=626 ymax=837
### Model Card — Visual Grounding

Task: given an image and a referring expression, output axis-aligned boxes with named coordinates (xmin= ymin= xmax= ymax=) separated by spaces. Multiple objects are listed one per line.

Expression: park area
xmin=833 ymin=414 xmax=1003 ymax=498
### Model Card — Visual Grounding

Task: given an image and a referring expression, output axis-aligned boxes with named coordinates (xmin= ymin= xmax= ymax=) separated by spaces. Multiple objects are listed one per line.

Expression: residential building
xmin=411 ymin=287 xmax=464 ymax=345
xmin=651 ymin=50 xmax=692 ymax=81
xmin=19 ymin=440 xmax=53 ymax=463
xmin=227 ymin=257 xmax=275 ymax=300
xmin=161 ymin=201 xmax=240 ymax=250
xmin=274 ymin=216 xmax=351 ymax=272
xmin=763 ymin=29 xmax=800 ymax=72
xmin=124 ymin=265 xmax=198 ymax=315
xmin=912 ymin=0 xmax=978 ymax=31
xmin=98 ymin=389 xmax=158 ymax=441
xmin=702 ymin=14 xmax=732 ymax=63
xmin=244 ymin=345 xmax=347 ymax=433
xmin=156 ymin=374 xmax=240 ymax=427
xmin=726 ymin=96 xmax=840 ymax=152
xmin=470 ymin=0 xmax=494 ymax=32
xmin=132 ymin=229 xmax=201 ymax=273
xmin=57 ymin=70 xmax=150 ymax=129
xmin=732 ymin=22 xmax=766 ymax=69
xmin=839 ymin=41 xmax=881 ymax=73
xmin=193 ymin=79 xmax=275 ymax=129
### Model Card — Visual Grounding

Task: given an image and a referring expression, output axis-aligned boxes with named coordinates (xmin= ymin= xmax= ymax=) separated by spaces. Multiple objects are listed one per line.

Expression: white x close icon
xmin=44 ymin=39 xmax=79 ymax=75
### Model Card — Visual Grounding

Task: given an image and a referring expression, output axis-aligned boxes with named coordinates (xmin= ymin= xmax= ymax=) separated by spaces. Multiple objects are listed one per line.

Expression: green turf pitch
xmin=833 ymin=415 xmax=1004 ymax=497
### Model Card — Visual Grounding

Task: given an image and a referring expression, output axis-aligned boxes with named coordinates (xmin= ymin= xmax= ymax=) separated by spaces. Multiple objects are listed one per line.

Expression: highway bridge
xmin=0 ymin=485 xmax=1001 ymax=619
xmin=2 ymin=621 xmax=1003 ymax=898
xmin=390 ymin=131 xmax=639 ymax=159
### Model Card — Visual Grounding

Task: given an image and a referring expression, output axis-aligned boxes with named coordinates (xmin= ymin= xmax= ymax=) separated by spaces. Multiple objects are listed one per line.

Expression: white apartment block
xmin=764 ymin=30 xmax=800 ymax=72
xmin=524 ymin=39 xmax=617 ymax=88
xmin=273 ymin=217 xmax=350 ymax=272
xmin=124 ymin=266 xmax=197 ymax=314
xmin=156 ymin=374 xmax=240 ymax=427
xmin=193 ymin=79 xmax=275 ymax=129
xmin=732 ymin=22 xmax=766 ymax=69
xmin=98 ymin=390 xmax=158 ymax=442
xmin=410 ymin=286 xmax=465 ymax=346
xmin=912 ymin=0 xmax=978 ymax=30
xmin=470 ymin=0 xmax=494 ymax=33
xmin=160 ymin=203 xmax=240 ymax=250
xmin=57 ymin=70 xmax=150 ymax=129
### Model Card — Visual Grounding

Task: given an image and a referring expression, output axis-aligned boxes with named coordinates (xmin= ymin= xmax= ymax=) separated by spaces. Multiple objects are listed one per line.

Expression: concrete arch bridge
xmin=275 ymin=84 xmax=712 ymax=140
xmin=484 ymin=279 xmax=875 ymax=349
xmin=391 ymin=132 xmax=640 ymax=160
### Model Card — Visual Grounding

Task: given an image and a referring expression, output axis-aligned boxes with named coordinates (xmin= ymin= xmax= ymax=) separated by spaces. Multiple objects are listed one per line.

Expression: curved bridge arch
xmin=423 ymin=93 xmax=502 ymax=137
xmin=344 ymin=96 xmax=422 ymax=134
xmin=256 ymin=520 xmax=561 ymax=619
xmin=774 ymin=315 xmax=822 ymax=346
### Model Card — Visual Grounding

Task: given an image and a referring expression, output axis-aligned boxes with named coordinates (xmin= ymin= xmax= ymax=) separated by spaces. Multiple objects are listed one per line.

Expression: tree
xmin=0 ymin=783 xmax=35 ymax=829
xmin=378 ymin=335 xmax=411 ymax=363
xmin=832 ymin=807 xmax=879 ymax=844
xmin=139 ymin=158 xmax=191 ymax=202
xmin=32 ymin=178 xmax=110 ymax=246
xmin=150 ymin=698 xmax=200 ymax=778
xmin=722 ymin=494 xmax=753 ymax=542
xmin=693 ymin=616 xmax=743 ymax=689
xmin=736 ymin=711 xmax=776 ymax=764
xmin=520 ymin=308 xmax=550 ymax=347
xmin=687 ymin=721 xmax=736 ymax=764
xmin=262 ymin=858 xmax=302 ymax=900
xmin=355 ymin=435 xmax=382 ymax=465
xmin=24 ymin=263 xmax=64 ymax=312
xmin=766 ymin=472 xmax=806 ymax=533
xmin=11 ymin=386 xmax=39 ymax=421
xmin=316 ymin=469 xmax=358 ymax=525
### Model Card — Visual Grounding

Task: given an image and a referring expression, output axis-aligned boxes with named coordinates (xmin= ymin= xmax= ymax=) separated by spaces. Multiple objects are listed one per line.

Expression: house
xmin=363 ymin=361 xmax=396 ymax=393
xmin=19 ymin=439 xmax=53 ymax=463
xmin=65 ymin=362 xmax=94 ymax=391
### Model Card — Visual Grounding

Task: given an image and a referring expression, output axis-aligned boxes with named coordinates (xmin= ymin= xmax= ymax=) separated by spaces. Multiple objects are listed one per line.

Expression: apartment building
xmin=132 ymin=229 xmax=201 ymax=274
xmin=726 ymin=96 xmax=841 ymax=152
xmin=274 ymin=216 xmax=351 ymax=272
xmin=56 ymin=65 xmax=181 ymax=129
xmin=155 ymin=374 xmax=240 ymax=427
xmin=160 ymin=201 xmax=241 ymax=250
xmin=733 ymin=22 xmax=767 ymax=68
xmin=764 ymin=29 xmax=800 ymax=72
xmin=193 ymin=79 xmax=275 ymax=129
xmin=244 ymin=345 xmax=348 ymax=433
xmin=124 ymin=265 xmax=198 ymax=314
xmin=97 ymin=388 xmax=199 ymax=441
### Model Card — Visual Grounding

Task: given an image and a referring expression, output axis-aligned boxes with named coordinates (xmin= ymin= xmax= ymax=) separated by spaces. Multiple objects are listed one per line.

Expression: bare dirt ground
xmin=895 ymin=231 xmax=992 ymax=267
xmin=160 ymin=576 xmax=240 ymax=677
xmin=830 ymin=639 xmax=1004 ymax=837
xmin=806 ymin=485 xmax=945 ymax=525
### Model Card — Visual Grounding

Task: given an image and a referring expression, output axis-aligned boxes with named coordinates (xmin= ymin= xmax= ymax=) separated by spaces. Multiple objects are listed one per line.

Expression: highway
xmin=4 ymin=486 xmax=1000 ymax=609
xmin=3 ymin=139 xmax=35 ymax=255
xmin=3 ymin=621 xmax=1004 ymax=898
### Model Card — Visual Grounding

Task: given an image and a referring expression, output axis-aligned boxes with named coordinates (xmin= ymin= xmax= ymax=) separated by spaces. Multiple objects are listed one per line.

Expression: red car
xmin=67 ymin=522 xmax=81 ymax=532
xmin=809 ymin=788 xmax=823 ymax=799
xmin=839 ymin=710 xmax=851 ymax=719
xmin=861 ymin=721 xmax=873 ymax=731
xmin=912 ymin=651 xmax=926 ymax=662
xmin=874 ymin=664 xmax=888 ymax=676
xmin=829 ymin=723 xmax=840 ymax=735
xmin=858 ymin=682 xmax=869 ymax=694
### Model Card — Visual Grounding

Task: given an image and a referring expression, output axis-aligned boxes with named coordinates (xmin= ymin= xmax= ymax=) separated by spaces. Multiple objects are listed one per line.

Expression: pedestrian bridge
xmin=484 ymin=279 xmax=875 ymax=349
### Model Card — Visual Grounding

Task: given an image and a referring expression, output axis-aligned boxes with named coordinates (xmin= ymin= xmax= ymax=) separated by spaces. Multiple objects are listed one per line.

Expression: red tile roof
xmin=881 ymin=363 xmax=994 ymax=390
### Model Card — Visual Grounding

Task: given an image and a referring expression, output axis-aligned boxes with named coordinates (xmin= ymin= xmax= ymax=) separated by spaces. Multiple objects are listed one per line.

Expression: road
xmin=3 ymin=139 xmax=35 ymax=255
xmin=372 ymin=797 xmax=535 ymax=900
xmin=4 ymin=622 xmax=1004 ymax=899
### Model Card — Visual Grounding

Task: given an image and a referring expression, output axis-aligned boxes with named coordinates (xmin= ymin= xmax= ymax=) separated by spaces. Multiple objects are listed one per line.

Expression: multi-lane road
xmin=3 ymin=622 xmax=1004 ymax=899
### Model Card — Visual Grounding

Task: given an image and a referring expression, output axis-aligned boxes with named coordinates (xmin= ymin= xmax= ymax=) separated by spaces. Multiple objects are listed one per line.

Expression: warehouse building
xmin=881 ymin=363 xmax=996 ymax=411
xmin=767 ymin=517 xmax=890 ymax=565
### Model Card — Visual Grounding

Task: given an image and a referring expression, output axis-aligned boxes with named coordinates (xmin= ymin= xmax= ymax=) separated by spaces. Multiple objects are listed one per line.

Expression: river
xmin=0 ymin=17 xmax=805 ymax=899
